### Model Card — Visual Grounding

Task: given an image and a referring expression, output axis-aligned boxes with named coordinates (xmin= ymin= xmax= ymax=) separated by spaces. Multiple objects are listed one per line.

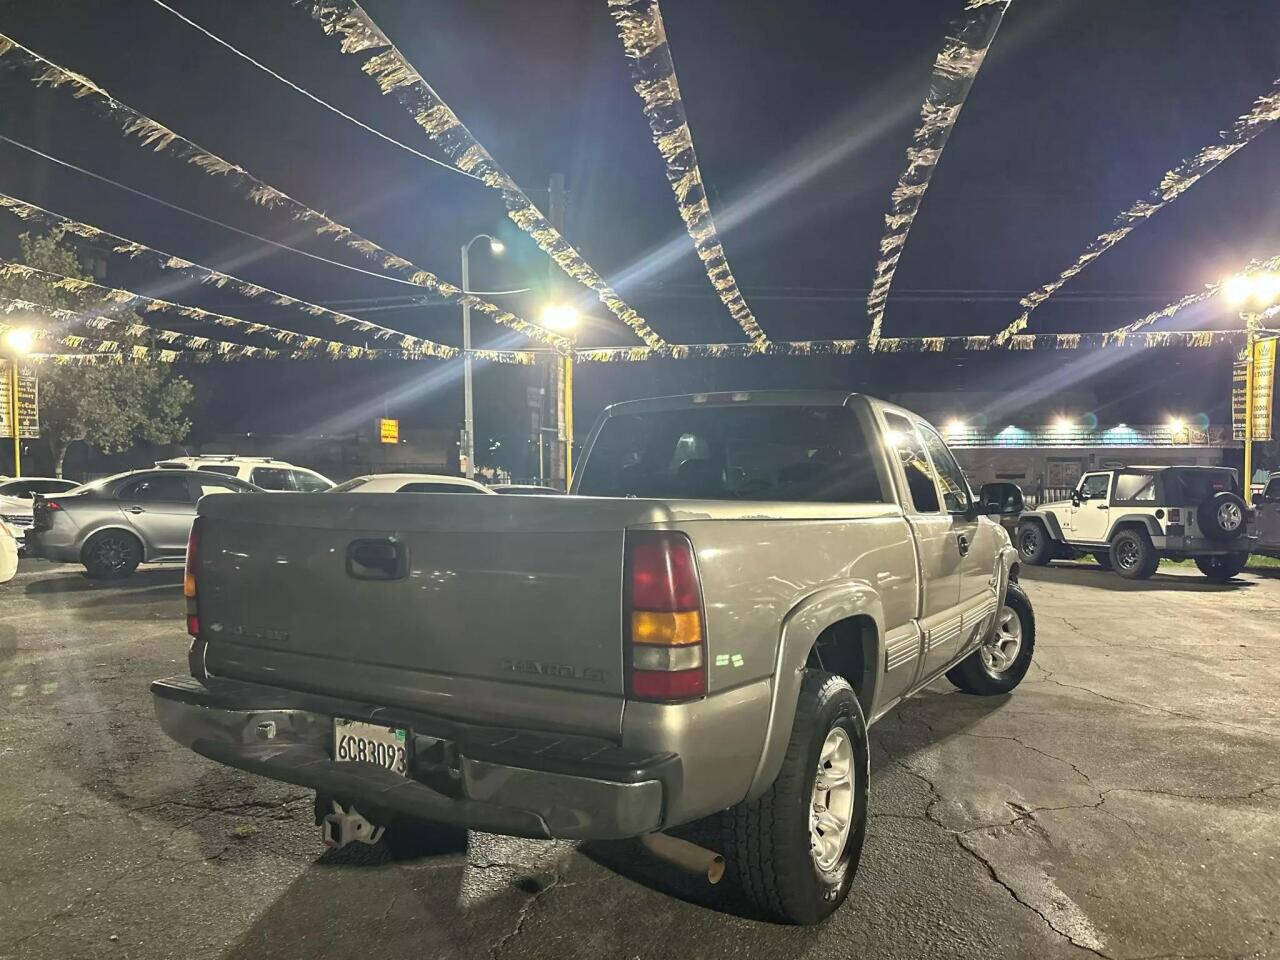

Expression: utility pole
xmin=546 ymin=173 xmax=569 ymax=489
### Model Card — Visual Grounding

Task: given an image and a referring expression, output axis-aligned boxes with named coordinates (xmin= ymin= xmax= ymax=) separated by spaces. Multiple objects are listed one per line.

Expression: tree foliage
xmin=2 ymin=230 xmax=194 ymax=475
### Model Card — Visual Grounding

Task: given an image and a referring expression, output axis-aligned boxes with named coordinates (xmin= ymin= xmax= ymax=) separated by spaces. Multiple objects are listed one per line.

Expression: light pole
xmin=540 ymin=304 xmax=581 ymax=486
xmin=2 ymin=328 xmax=34 ymax=477
xmin=460 ymin=234 xmax=504 ymax=479
xmin=1223 ymin=271 xmax=1280 ymax=506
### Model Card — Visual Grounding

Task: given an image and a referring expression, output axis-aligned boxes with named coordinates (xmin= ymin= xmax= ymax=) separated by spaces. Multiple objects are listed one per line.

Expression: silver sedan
xmin=25 ymin=469 xmax=260 ymax=579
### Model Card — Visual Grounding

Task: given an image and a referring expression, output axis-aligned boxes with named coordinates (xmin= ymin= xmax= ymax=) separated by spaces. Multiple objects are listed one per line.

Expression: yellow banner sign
xmin=0 ymin=360 xmax=38 ymax=439
xmin=1253 ymin=336 xmax=1276 ymax=442
xmin=378 ymin=418 xmax=399 ymax=444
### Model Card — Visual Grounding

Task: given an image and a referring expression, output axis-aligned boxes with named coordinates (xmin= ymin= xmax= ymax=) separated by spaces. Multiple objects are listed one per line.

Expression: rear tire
xmin=1194 ymin=552 xmax=1249 ymax=582
xmin=946 ymin=582 xmax=1036 ymax=695
xmin=1016 ymin=520 xmax=1053 ymax=565
xmin=721 ymin=671 xmax=868 ymax=925
xmin=82 ymin=530 xmax=143 ymax=579
xmin=1109 ymin=528 xmax=1159 ymax=580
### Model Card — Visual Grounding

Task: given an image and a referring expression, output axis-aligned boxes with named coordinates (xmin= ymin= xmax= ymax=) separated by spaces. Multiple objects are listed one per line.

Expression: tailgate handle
xmin=346 ymin=538 xmax=407 ymax=581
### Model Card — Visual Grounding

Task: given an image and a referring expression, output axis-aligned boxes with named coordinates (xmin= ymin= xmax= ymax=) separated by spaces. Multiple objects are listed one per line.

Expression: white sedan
xmin=0 ymin=519 xmax=17 ymax=583
xmin=329 ymin=474 xmax=494 ymax=494
xmin=0 ymin=477 xmax=81 ymax=546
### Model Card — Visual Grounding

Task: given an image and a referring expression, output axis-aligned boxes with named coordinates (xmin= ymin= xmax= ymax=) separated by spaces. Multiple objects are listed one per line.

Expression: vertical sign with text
xmin=1251 ymin=336 xmax=1276 ymax=442
xmin=0 ymin=360 xmax=39 ymax=439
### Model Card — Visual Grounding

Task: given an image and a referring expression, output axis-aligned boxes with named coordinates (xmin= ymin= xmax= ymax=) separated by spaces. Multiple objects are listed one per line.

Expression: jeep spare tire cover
xmin=1198 ymin=490 xmax=1247 ymax=541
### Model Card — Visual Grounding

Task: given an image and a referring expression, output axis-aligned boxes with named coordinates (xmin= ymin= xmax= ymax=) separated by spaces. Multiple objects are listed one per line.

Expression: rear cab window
xmin=1164 ymin=469 xmax=1239 ymax=505
xmin=577 ymin=403 xmax=887 ymax=503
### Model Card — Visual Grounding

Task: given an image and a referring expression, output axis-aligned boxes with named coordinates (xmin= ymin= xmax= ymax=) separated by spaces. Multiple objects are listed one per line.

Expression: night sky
xmin=1 ymin=0 xmax=1277 ymax=469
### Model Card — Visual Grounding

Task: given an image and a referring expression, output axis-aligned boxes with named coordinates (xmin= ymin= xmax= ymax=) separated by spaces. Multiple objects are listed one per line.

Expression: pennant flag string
xmin=293 ymin=1 xmax=667 ymax=351
xmin=0 ymin=191 xmax=459 ymax=359
xmin=606 ymin=0 xmax=767 ymax=346
xmin=0 ymin=33 xmax=568 ymax=351
xmin=1109 ymin=254 xmax=1280 ymax=336
xmin=992 ymin=76 xmax=1280 ymax=345
xmin=575 ymin=329 xmax=1245 ymax=362
xmin=865 ymin=0 xmax=1011 ymax=351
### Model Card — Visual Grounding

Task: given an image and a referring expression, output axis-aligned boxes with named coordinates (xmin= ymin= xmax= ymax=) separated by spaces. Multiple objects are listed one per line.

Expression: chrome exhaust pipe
xmin=640 ymin=832 xmax=725 ymax=884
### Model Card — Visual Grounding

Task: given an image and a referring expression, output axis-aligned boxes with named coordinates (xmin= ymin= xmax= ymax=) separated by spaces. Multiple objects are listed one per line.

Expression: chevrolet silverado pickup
xmin=152 ymin=390 xmax=1031 ymax=924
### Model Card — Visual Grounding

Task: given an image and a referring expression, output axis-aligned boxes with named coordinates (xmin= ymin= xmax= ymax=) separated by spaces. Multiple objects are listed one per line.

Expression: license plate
xmin=333 ymin=719 xmax=409 ymax=776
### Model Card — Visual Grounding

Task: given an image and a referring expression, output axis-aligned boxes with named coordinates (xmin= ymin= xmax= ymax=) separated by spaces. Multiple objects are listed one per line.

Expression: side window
xmin=120 ymin=476 xmax=193 ymax=502
xmin=195 ymin=477 xmax=244 ymax=498
xmin=917 ymin=424 xmax=972 ymax=514
xmin=251 ymin=467 xmax=294 ymax=491
xmin=1079 ymin=473 xmax=1111 ymax=500
xmin=1113 ymin=472 xmax=1157 ymax=504
xmin=1265 ymin=478 xmax=1280 ymax=502
xmin=884 ymin=413 xmax=940 ymax=513
xmin=197 ymin=464 xmax=240 ymax=477
xmin=396 ymin=482 xmax=481 ymax=494
xmin=4 ymin=483 xmax=33 ymax=500
xmin=30 ymin=481 xmax=72 ymax=495
xmin=290 ymin=470 xmax=331 ymax=493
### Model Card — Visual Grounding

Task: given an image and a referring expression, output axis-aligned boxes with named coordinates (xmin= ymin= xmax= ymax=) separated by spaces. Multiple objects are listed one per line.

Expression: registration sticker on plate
xmin=333 ymin=718 xmax=409 ymax=776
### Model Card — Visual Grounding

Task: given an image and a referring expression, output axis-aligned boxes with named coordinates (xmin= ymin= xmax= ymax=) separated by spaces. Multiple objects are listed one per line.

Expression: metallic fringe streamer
xmin=0 ymin=192 xmax=490 ymax=361
xmin=1109 ymin=253 xmax=1280 ymax=336
xmin=866 ymin=0 xmax=1010 ymax=350
xmin=295 ymin=2 xmax=666 ymax=351
xmin=993 ymin=76 xmax=1280 ymax=345
xmin=0 ymin=33 xmax=562 ymax=351
xmin=607 ymin=0 xmax=768 ymax=345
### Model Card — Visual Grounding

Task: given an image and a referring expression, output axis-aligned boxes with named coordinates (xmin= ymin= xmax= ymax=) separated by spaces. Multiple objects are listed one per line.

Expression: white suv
xmin=155 ymin=456 xmax=333 ymax=492
xmin=1016 ymin=465 xmax=1254 ymax=581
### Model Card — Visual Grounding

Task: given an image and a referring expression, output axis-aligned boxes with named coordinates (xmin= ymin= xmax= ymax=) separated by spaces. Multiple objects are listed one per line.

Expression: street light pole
xmin=460 ymin=234 xmax=504 ymax=480
xmin=1224 ymin=270 xmax=1279 ymax=506
xmin=540 ymin=304 xmax=581 ymax=489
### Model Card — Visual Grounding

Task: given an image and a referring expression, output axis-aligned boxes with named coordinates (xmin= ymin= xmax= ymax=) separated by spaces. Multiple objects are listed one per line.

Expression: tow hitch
xmin=319 ymin=799 xmax=385 ymax=848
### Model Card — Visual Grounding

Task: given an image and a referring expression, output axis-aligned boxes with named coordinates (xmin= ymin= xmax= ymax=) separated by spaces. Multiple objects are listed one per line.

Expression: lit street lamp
xmin=540 ymin=304 xmax=581 ymax=483
xmin=459 ymin=234 xmax=504 ymax=479
xmin=2 ymin=327 xmax=34 ymax=477
xmin=1222 ymin=270 xmax=1280 ymax=505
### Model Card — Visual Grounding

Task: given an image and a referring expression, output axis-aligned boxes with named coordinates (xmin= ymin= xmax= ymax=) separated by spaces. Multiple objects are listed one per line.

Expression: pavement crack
xmin=487 ymin=871 xmax=561 ymax=960
xmin=957 ymin=732 xmax=1095 ymax=784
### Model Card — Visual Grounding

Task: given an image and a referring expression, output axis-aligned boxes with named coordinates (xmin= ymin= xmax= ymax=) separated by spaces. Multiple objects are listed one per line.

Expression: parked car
xmin=329 ymin=474 xmax=494 ymax=494
xmin=1016 ymin=465 xmax=1254 ymax=580
xmin=489 ymin=483 xmax=562 ymax=495
xmin=0 ymin=476 xmax=81 ymax=548
xmin=1256 ymin=471 xmax=1280 ymax=559
xmin=0 ymin=518 xmax=17 ymax=584
xmin=155 ymin=455 xmax=333 ymax=492
xmin=26 ymin=469 xmax=260 ymax=578
xmin=153 ymin=390 xmax=1029 ymax=924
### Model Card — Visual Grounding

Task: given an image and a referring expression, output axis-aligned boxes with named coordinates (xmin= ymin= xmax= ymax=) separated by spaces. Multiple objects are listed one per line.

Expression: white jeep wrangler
xmin=1016 ymin=465 xmax=1254 ymax=581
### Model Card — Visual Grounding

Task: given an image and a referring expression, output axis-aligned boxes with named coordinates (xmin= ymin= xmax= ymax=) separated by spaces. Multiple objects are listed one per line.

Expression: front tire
xmin=1194 ymin=552 xmax=1249 ymax=581
xmin=1110 ymin=528 xmax=1159 ymax=580
xmin=946 ymin=581 xmax=1036 ymax=695
xmin=721 ymin=671 xmax=869 ymax=924
xmin=82 ymin=530 xmax=143 ymax=579
xmin=1016 ymin=520 xmax=1053 ymax=565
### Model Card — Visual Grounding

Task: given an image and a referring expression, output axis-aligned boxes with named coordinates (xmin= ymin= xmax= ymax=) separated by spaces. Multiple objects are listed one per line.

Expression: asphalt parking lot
xmin=2 ymin=558 xmax=1278 ymax=960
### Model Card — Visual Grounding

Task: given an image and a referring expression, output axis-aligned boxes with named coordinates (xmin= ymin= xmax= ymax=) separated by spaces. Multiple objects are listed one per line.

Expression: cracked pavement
xmin=1 ymin=559 xmax=1278 ymax=959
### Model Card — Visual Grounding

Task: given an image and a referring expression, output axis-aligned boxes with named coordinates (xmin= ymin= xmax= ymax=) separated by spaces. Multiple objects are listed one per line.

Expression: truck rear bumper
xmin=152 ymin=675 xmax=676 ymax=841
xmin=1150 ymin=535 xmax=1255 ymax=554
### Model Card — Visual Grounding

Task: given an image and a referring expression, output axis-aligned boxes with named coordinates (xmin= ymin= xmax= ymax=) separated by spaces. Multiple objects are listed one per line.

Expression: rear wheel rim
xmin=1115 ymin=537 xmax=1139 ymax=569
xmin=1019 ymin=528 xmax=1039 ymax=556
xmin=810 ymin=727 xmax=855 ymax=872
xmin=981 ymin=605 xmax=1023 ymax=674
xmin=92 ymin=535 xmax=132 ymax=571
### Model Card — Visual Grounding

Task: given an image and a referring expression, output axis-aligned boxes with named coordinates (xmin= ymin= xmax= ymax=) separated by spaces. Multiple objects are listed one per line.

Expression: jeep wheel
xmin=721 ymin=671 xmax=868 ymax=924
xmin=946 ymin=582 xmax=1036 ymax=695
xmin=1016 ymin=521 xmax=1052 ymax=565
xmin=1197 ymin=491 xmax=1248 ymax=541
xmin=1109 ymin=528 xmax=1159 ymax=580
xmin=1194 ymin=552 xmax=1249 ymax=582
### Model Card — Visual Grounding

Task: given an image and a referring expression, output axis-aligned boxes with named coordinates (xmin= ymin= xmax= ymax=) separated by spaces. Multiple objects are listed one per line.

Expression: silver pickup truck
xmin=152 ymin=390 xmax=1031 ymax=924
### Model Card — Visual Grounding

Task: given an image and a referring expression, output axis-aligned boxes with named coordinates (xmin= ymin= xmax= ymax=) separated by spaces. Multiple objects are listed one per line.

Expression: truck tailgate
xmin=195 ymin=494 xmax=666 ymax=739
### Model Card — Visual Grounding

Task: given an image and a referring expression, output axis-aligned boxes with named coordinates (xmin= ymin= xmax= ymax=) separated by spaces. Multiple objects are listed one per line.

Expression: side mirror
xmin=977 ymin=482 xmax=1024 ymax=516
xmin=1071 ymin=489 xmax=1083 ymax=506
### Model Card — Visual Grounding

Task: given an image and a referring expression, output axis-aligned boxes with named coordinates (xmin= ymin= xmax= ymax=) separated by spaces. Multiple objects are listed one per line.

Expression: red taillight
xmin=45 ymin=500 xmax=61 ymax=511
xmin=626 ymin=532 xmax=706 ymax=702
xmin=185 ymin=517 xmax=202 ymax=636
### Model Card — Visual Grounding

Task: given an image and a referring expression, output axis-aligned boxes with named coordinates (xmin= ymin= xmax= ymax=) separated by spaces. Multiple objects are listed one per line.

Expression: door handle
xmin=1096 ymin=504 xmax=1107 ymax=510
xmin=127 ymin=506 xmax=145 ymax=514
xmin=956 ymin=532 xmax=971 ymax=557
